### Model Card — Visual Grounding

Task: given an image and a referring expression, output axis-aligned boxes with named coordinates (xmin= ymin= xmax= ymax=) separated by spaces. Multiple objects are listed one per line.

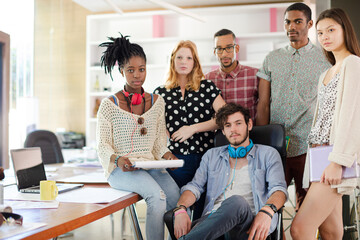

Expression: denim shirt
xmin=181 ymin=144 xmax=288 ymax=234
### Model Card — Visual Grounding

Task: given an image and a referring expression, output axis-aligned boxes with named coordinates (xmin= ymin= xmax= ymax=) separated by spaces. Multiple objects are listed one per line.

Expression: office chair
xmin=24 ymin=130 xmax=64 ymax=164
xmin=164 ymin=124 xmax=286 ymax=240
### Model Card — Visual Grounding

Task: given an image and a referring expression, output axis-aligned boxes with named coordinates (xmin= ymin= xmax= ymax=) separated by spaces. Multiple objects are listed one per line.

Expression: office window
xmin=0 ymin=0 xmax=34 ymax=152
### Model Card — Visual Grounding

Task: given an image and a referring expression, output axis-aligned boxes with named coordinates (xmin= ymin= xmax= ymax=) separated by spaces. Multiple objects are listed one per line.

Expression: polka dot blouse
xmin=154 ymin=80 xmax=221 ymax=155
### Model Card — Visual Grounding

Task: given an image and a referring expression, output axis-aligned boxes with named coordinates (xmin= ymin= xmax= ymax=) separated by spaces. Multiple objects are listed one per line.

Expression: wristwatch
xmin=173 ymin=204 xmax=187 ymax=213
xmin=265 ymin=203 xmax=278 ymax=213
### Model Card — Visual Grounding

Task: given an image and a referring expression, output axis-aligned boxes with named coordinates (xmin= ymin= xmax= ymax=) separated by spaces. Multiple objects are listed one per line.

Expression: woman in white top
xmin=96 ymin=34 xmax=180 ymax=240
xmin=291 ymin=8 xmax=360 ymax=240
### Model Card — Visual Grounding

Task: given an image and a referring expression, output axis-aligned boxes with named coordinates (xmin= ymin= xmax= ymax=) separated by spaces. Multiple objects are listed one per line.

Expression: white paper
xmin=0 ymin=177 xmax=16 ymax=187
xmin=5 ymin=185 xmax=41 ymax=201
xmin=62 ymin=161 xmax=102 ymax=168
xmin=56 ymin=187 xmax=132 ymax=203
xmin=133 ymin=160 xmax=184 ymax=169
xmin=75 ymin=162 xmax=102 ymax=168
xmin=57 ymin=171 xmax=107 ymax=183
xmin=4 ymin=185 xmax=132 ymax=204
xmin=4 ymin=200 xmax=59 ymax=209
xmin=0 ymin=222 xmax=47 ymax=239
xmin=44 ymin=166 xmax=58 ymax=172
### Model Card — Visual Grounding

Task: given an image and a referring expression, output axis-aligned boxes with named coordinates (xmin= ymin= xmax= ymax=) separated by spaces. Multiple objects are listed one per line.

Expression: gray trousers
xmin=179 ymin=195 xmax=255 ymax=240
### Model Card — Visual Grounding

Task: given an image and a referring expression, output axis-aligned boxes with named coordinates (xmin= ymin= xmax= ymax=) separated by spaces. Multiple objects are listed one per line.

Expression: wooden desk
xmin=4 ymin=164 xmax=144 ymax=240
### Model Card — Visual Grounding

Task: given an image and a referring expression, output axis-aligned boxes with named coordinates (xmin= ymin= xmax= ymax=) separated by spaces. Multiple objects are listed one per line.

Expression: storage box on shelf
xmin=85 ymin=3 xmax=293 ymax=146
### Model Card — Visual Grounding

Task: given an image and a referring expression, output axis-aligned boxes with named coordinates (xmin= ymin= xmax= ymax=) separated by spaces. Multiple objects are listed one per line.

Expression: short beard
xmin=289 ymin=38 xmax=299 ymax=42
xmin=221 ymin=59 xmax=235 ymax=69
xmin=229 ymin=126 xmax=249 ymax=147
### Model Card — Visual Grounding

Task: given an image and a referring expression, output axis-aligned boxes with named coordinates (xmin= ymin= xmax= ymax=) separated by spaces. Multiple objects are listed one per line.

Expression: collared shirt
xmin=205 ymin=61 xmax=259 ymax=121
xmin=257 ymin=41 xmax=331 ymax=157
xmin=181 ymin=144 xmax=288 ymax=234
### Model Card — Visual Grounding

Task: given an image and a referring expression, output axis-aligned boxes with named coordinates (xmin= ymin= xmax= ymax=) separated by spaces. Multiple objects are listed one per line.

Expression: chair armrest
xmin=268 ymin=206 xmax=284 ymax=240
xmin=164 ymin=208 xmax=177 ymax=240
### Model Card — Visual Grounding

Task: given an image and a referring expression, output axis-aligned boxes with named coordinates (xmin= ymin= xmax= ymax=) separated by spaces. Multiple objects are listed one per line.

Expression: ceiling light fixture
xmin=146 ymin=0 xmax=205 ymax=22
xmin=103 ymin=0 xmax=205 ymax=22
xmin=103 ymin=0 xmax=124 ymax=14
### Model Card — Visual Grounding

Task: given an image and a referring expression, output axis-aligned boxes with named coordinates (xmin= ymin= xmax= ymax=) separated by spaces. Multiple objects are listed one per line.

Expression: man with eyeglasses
xmin=205 ymin=29 xmax=259 ymax=122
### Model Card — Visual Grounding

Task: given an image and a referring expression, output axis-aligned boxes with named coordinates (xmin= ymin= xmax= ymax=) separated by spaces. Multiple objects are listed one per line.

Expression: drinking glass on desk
xmin=83 ymin=147 xmax=98 ymax=162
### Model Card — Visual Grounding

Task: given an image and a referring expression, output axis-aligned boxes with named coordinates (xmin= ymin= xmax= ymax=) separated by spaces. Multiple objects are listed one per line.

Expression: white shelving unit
xmin=85 ymin=3 xmax=293 ymax=146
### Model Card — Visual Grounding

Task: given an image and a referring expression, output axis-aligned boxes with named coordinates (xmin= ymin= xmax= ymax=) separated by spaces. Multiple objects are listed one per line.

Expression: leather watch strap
xmin=265 ymin=203 xmax=278 ymax=213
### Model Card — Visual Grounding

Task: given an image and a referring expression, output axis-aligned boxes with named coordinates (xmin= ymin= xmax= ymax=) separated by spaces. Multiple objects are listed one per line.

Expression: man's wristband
xmin=174 ymin=209 xmax=187 ymax=217
xmin=259 ymin=209 xmax=273 ymax=219
xmin=265 ymin=203 xmax=278 ymax=213
xmin=178 ymin=205 xmax=187 ymax=210
xmin=173 ymin=205 xmax=187 ymax=213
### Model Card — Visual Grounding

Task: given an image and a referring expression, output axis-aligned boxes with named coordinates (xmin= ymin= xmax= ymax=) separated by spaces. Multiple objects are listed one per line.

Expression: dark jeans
xmin=179 ymin=195 xmax=255 ymax=240
xmin=167 ymin=153 xmax=205 ymax=220
xmin=167 ymin=153 xmax=202 ymax=187
xmin=285 ymin=153 xmax=307 ymax=211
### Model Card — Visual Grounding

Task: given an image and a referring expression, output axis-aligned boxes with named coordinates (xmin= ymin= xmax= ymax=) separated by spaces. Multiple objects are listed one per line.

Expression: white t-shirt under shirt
xmin=211 ymin=165 xmax=255 ymax=215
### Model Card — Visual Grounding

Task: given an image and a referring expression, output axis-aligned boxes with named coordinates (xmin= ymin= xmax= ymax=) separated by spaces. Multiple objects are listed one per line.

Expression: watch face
xmin=266 ymin=204 xmax=277 ymax=212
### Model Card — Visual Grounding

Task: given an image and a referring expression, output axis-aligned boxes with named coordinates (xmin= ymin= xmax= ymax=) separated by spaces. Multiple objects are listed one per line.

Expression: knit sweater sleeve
xmin=329 ymin=56 xmax=360 ymax=167
xmin=152 ymin=96 xmax=170 ymax=159
xmin=96 ymin=99 xmax=116 ymax=175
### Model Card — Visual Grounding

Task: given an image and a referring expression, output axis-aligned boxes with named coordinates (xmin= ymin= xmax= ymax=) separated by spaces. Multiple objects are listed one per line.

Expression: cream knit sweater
xmin=303 ymin=55 xmax=360 ymax=194
xmin=96 ymin=96 xmax=169 ymax=179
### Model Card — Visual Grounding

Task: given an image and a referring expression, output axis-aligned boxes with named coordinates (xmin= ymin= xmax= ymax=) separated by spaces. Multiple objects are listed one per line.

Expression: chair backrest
xmin=214 ymin=124 xmax=286 ymax=167
xmin=24 ymin=130 xmax=64 ymax=164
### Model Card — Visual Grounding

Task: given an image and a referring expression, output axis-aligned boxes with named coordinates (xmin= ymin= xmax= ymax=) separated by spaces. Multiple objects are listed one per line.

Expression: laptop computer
xmin=309 ymin=145 xmax=360 ymax=182
xmin=10 ymin=147 xmax=84 ymax=193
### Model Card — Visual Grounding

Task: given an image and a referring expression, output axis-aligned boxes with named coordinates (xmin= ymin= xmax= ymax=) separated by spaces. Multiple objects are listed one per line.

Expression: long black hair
xmin=99 ymin=33 xmax=147 ymax=80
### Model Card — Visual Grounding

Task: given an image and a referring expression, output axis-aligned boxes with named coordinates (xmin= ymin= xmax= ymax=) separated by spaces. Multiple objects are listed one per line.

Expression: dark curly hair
xmin=99 ymin=33 xmax=146 ymax=80
xmin=215 ymin=103 xmax=250 ymax=130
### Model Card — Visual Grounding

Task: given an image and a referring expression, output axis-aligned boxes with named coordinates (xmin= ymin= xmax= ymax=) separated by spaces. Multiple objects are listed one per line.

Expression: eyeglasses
xmin=214 ymin=44 xmax=236 ymax=54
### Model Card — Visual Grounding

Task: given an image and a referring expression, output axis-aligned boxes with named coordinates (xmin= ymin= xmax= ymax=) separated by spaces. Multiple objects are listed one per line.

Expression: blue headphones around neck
xmin=228 ymin=139 xmax=254 ymax=158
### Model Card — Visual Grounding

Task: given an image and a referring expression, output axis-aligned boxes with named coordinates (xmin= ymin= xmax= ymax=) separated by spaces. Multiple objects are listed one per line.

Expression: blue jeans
xmin=168 ymin=153 xmax=205 ymax=220
xmin=108 ymin=168 xmax=180 ymax=240
xmin=179 ymin=195 xmax=255 ymax=240
xmin=167 ymin=153 xmax=202 ymax=188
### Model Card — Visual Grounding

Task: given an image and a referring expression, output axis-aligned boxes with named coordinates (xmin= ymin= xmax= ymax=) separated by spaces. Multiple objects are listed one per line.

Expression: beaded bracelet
xmin=114 ymin=155 xmax=121 ymax=168
xmin=174 ymin=209 xmax=187 ymax=217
